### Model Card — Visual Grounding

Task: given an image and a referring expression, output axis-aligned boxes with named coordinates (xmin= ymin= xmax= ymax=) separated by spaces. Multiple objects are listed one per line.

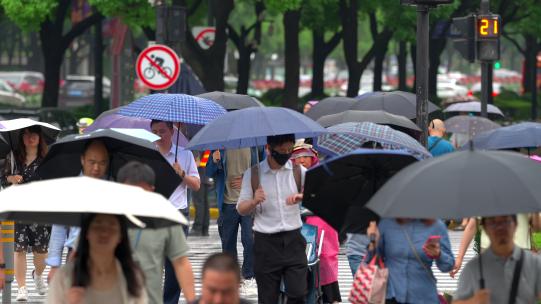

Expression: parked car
xmin=0 ymin=71 xmax=44 ymax=95
xmin=59 ymin=75 xmax=111 ymax=107
xmin=437 ymin=82 xmax=469 ymax=99
xmin=470 ymin=82 xmax=502 ymax=97
xmin=0 ymin=108 xmax=78 ymax=137
xmin=0 ymin=80 xmax=25 ymax=106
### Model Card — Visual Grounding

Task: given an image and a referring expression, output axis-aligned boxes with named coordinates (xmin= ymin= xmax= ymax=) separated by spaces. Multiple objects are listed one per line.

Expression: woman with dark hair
xmin=1 ymin=125 xmax=50 ymax=300
xmin=47 ymin=214 xmax=147 ymax=304
xmin=367 ymin=218 xmax=454 ymax=304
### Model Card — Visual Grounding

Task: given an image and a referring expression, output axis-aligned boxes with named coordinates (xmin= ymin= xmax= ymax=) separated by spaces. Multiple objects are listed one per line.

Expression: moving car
xmin=59 ymin=75 xmax=111 ymax=107
xmin=0 ymin=71 xmax=44 ymax=95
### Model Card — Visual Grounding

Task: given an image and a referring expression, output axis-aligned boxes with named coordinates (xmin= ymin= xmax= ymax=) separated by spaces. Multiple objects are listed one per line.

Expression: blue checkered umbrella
xmin=118 ymin=93 xmax=226 ymax=125
xmin=316 ymin=122 xmax=431 ymax=160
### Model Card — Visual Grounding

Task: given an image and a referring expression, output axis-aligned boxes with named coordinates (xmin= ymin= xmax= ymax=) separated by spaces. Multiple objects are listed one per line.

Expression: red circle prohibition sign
xmin=136 ymin=44 xmax=181 ymax=91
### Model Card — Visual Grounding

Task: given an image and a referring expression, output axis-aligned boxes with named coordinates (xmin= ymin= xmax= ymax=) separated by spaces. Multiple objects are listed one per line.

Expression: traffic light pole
xmin=416 ymin=5 xmax=430 ymax=147
xmin=480 ymin=0 xmax=490 ymax=118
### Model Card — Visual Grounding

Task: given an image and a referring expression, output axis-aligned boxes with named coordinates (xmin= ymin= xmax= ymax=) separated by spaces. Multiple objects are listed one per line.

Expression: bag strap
xmin=428 ymin=137 xmax=444 ymax=152
xmin=250 ymin=162 xmax=302 ymax=194
xmin=508 ymin=249 xmax=524 ymax=304
xmin=401 ymin=226 xmax=437 ymax=283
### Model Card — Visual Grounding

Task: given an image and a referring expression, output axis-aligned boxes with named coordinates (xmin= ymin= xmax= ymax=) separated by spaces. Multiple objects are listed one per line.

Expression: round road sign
xmin=136 ymin=44 xmax=181 ymax=90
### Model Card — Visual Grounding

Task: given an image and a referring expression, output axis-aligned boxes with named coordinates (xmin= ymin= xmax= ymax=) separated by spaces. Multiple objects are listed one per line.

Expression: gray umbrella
xmin=366 ymin=150 xmax=541 ymax=219
xmin=350 ymin=91 xmax=439 ymax=119
xmin=317 ymin=110 xmax=421 ymax=138
xmin=197 ymin=91 xmax=264 ymax=110
xmin=444 ymin=115 xmax=500 ymax=136
xmin=469 ymin=122 xmax=541 ymax=150
xmin=304 ymin=97 xmax=358 ymax=120
xmin=443 ymin=101 xmax=504 ymax=117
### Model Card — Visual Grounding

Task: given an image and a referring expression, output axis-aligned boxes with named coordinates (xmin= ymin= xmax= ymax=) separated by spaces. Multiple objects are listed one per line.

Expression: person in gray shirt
xmin=453 ymin=215 xmax=541 ymax=304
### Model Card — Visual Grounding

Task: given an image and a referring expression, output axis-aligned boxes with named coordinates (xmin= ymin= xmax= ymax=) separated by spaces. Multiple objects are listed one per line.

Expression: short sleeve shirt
xmin=455 ymin=246 xmax=541 ymax=303
xmin=163 ymin=144 xmax=199 ymax=209
xmin=129 ymin=226 xmax=189 ymax=304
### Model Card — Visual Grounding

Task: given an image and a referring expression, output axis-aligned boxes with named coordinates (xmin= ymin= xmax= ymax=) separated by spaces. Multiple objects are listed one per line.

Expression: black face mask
xmin=271 ymin=149 xmax=292 ymax=166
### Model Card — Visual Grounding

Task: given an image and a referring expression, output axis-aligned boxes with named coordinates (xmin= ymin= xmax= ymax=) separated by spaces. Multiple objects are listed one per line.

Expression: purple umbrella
xmin=84 ymin=107 xmax=188 ymax=147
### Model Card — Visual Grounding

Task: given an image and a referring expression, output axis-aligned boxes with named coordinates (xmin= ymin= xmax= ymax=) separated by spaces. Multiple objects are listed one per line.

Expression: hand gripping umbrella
xmin=118 ymin=93 xmax=226 ymax=161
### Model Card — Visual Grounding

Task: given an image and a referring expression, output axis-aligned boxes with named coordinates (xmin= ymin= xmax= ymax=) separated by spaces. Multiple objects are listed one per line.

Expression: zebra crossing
xmin=1 ymin=225 xmax=473 ymax=303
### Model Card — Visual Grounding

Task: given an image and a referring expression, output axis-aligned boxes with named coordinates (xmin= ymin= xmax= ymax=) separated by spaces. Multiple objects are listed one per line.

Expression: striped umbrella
xmin=316 ymin=122 xmax=431 ymax=160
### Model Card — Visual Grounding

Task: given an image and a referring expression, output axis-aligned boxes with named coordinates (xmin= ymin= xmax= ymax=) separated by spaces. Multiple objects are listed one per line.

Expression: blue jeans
xmin=218 ymin=203 xmax=254 ymax=279
xmin=347 ymin=255 xmax=363 ymax=277
xmin=163 ymin=208 xmax=189 ymax=304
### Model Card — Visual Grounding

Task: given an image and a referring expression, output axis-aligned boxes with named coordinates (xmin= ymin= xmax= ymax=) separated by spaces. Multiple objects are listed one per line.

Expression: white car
xmin=437 ymin=82 xmax=468 ymax=99
xmin=471 ymin=82 xmax=502 ymax=95
xmin=0 ymin=79 xmax=25 ymax=106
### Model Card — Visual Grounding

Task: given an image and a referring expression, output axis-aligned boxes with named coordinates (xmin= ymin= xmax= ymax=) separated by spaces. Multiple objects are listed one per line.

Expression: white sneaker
xmin=33 ymin=270 xmax=47 ymax=295
xmin=16 ymin=286 xmax=28 ymax=302
xmin=241 ymin=278 xmax=258 ymax=296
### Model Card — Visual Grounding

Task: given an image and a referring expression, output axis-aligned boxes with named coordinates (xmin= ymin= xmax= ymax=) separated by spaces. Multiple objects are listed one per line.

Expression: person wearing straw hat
xmin=237 ymin=134 xmax=307 ymax=304
xmin=453 ymin=215 xmax=541 ymax=304
xmin=291 ymin=142 xmax=342 ymax=303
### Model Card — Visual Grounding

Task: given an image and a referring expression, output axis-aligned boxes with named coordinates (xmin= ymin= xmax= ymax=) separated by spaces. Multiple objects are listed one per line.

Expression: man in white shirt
xmin=237 ymin=134 xmax=307 ymax=303
xmin=150 ymin=120 xmax=200 ymax=304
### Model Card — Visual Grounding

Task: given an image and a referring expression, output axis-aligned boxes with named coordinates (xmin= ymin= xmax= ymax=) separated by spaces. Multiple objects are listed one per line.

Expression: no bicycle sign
xmin=136 ymin=44 xmax=181 ymax=90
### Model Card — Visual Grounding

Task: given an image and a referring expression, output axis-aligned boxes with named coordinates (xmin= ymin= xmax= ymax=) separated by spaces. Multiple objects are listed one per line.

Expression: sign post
xmin=136 ymin=44 xmax=181 ymax=91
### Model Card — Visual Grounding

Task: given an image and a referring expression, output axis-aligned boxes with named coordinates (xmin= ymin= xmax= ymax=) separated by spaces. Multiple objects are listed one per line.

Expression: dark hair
xmin=202 ymin=253 xmax=241 ymax=283
xmin=117 ymin=161 xmax=156 ymax=186
xmin=73 ymin=214 xmax=143 ymax=297
xmin=150 ymin=120 xmax=174 ymax=129
xmin=481 ymin=215 xmax=517 ymax=226
xmin=15 ymin=126 xmax=48 ymax=165
xmin=82 ymin=139 xmax=107 ymax=157
xmin=267 ymin=134 xmax=295 ymax=148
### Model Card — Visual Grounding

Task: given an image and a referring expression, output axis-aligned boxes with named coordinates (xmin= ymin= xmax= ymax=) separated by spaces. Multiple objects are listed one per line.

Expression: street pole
xmin=94 ymin=18 xmax=104 ymax=118
xmin=479 ymin=0 xmax=490 ymax=118
xmin=416 ymin=5 xmax=430 ymax=147
xmin=2 ymin=221 xmax=14 ymax=304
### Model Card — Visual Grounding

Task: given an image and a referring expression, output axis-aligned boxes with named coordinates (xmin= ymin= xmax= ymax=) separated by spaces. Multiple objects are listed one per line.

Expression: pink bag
xmin=349 ymin=255 xmax=389 ymax=304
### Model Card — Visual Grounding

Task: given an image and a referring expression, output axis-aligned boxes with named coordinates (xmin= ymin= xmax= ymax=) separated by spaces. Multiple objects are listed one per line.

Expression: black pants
xmin=163 ymin=208 xmax=190 ymax=304
xmin=191 ymin=181 xmax=210 ymax=235
xmin=254 ymin=229 xmax=308 ymax=304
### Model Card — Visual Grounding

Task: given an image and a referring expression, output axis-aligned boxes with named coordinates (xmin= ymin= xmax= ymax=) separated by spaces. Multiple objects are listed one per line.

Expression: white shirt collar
xmin=261 ymin=159 xmax=293 ymax=173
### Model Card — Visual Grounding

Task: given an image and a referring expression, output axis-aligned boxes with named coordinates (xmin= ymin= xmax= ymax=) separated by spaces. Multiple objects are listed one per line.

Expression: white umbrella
xmin=105 ymin=128 xmax=160 ymax=142
xmin=0 ymin=176 xmax=187 ymax=228
xmin=443 ymin=101 xmax=504 ymax=117
xmin=0 ymin=117 xmax=60 ymax=141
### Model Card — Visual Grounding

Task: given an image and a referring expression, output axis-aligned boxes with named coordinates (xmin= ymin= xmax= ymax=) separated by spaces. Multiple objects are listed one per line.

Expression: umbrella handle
xmin=126 ymin=214 xmax=146 ymax=228
xmin=174 ymin=126 xmax=181 ymax=162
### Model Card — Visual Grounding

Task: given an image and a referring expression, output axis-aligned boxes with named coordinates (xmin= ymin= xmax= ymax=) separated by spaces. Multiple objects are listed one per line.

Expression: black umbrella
xmin=351 ymin=91 xmax=439 ymax=119
xmin=197 ymin=91 xmax=264 ymax=110
xmin=317 ymin=110 xmax=421 ymax=138
xmin=304 ymin=97 xmax=358 ymax=120
xmin=303 ymin=149 xmax=418 ymax=233
xmin=366 ymin=150 xmax=541 ymax=219
xmin=38 ymin=129 xmax=181 ymax=198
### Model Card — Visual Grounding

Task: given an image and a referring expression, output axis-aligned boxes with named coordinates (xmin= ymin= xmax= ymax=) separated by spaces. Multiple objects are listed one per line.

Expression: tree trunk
xmin=179 ymin=0 xmax=234 ymax=92
xmin=527 ymin=35 xmax=539 ymax=120
xmin=340 ymin=0 xmax=360 ymax=97
xmin=398 ymin=41 xmax=407 ymax=91
xmin=41 ymin=50 xmax=64 ymax=108
xmin=311 ymin=29 xmax=326 ymax=98
xmin=373 ymin=33 xmax=393 ymax=91
xmin=283 ymin=9 xmax=301 ymax=109
xmin=523 ymin=35 xmax=536 ymax=94
xmin=428 ymin=38 xmax=447 ymax=102
xmin=236 ymin=46 xmax=251 ymax=94
xmin=410 ymin=43 xmax=417 ymax=93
